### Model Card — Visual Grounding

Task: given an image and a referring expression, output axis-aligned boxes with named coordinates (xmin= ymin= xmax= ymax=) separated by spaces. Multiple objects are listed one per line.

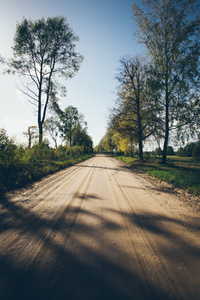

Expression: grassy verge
xmin=0 ymin=154 xmax=94 ymax=196
xmin=115 ymin=155 xmax=200 ymax=195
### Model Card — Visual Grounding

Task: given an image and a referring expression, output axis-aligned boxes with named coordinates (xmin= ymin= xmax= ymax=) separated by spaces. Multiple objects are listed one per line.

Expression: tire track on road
xmin=0 ymin=157 xmax=95 ymax=247
xmin=105 ymin=157 xmax=182 ymax=300
xmin=0 ymin=157 xmax=98 ymax=300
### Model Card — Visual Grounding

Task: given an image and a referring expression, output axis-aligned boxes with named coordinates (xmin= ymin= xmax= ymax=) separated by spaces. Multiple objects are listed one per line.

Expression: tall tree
xmin=112 ymin=56 xmax=160 ymax=161
xmin=132 ymin=0 xmax=200 ymax=163
xmin=9 ymin=16 xmax=83 ymax=143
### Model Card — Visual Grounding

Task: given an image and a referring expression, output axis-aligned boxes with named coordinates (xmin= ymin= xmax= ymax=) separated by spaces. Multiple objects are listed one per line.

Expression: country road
xmin=0 ymin=155 xmax=200 ymax=300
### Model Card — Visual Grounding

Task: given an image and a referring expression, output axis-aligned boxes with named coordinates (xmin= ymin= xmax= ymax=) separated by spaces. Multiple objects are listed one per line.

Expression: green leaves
xmin=132 ymin=0 xmax=200 ymax=163
xmin=9 ymin=16 xmax=83 ymax=143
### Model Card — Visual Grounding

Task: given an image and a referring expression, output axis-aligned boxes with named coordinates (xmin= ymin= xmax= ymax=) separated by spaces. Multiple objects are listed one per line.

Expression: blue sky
xmin=0 ymin=0 xmax=145 ymax=146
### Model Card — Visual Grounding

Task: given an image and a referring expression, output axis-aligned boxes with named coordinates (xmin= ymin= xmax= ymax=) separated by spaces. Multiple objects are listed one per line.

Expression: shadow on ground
xmin=0 ymin=178 xmax=199 ymax=299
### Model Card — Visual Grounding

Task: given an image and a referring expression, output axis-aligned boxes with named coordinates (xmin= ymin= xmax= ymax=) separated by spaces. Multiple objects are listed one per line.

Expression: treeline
xmin=177 ymin=141 xmax=200 ymax=159
xmin=44 ymin=103 xmax=93 ymax=152
xmin=96 ymin=0 xmax=200 ymax=163
xmin=0 ymin=128 xmax=93 ymax=195
xmin=96 ymin=129 xmax=200 ymax=160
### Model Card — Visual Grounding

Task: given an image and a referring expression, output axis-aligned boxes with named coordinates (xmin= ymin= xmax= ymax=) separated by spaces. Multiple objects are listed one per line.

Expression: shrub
xmin=54 ymin=145 xmax=69 ymax=161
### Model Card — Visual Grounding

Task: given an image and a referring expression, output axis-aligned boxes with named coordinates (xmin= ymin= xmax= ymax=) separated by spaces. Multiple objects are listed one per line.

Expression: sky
xmin=0 ymin=0 xmax=146 ymax=147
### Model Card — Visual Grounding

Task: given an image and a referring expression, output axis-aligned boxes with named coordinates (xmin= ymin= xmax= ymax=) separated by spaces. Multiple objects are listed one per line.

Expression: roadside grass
xmin=0 ymin=154 xmax=94 ymax=196
xmin=115 ymin=155 xmax=200 ymax=195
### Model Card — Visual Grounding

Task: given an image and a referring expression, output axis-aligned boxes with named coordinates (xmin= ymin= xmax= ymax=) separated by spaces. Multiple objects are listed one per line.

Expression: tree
xmin=53 ymin=102 xmax=92 ymax=150
xmin=98 ymin=130 xmax=117 ymax=153
xmin=44 ymin=117 xmax=59 ymax=149
xmin=132 ymin=0 xmax=200 ymax=163
xmin=23 ymin=126 xmax=38 ymax=148
xmin=9 ymin=16 xmax=83 ymax=143
xmin=54 ymin=105 xmax=79 ymax=146
xmin=72 ymin=126 xmax=93 ymax=153
xmin=111 ymin=56 xmax=160 ymax=161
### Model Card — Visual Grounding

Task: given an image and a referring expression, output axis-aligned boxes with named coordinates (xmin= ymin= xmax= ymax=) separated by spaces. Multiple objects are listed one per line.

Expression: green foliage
xmin=132 ymin=0 xmax=200 ymax=164
xmin=52 ymin=103 xmax=93 ymax=152
xmin=9 ymin=16 xmax=83 ymax=142
xmin=54 ymin=145 xmax=71 ymax=161
xmin=177 ymin=141 xmax=200 ymax=159
xmin=111 ymin=56 xmax=161 ymax=161
xmin=0 ymin=129 xmax=93 ymax=196
xmin=44 ymin=117 xmax=59 ymax=149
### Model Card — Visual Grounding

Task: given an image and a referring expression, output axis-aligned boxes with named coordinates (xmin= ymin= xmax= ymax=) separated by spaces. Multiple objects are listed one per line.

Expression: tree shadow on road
xmin=0 ymin=191 xmax=200 ymax=300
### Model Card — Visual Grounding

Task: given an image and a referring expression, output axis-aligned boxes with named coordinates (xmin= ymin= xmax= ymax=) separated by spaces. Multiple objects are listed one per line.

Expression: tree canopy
xmin=110 ymin=56 xmax=161 ymax=160
xmin=9 ymin=16 xmax=83 ymax=143
xmin=132 ymin=0 xmax=200 ymax=163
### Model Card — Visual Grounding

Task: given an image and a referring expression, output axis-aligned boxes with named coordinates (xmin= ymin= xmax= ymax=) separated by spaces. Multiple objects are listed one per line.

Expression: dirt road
xmin=0 ymin=155 xmax=200 ymax=300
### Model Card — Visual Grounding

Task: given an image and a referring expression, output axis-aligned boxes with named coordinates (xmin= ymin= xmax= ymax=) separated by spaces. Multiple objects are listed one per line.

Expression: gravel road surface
xmin=0 ymin=155 xmax=200 ymax=299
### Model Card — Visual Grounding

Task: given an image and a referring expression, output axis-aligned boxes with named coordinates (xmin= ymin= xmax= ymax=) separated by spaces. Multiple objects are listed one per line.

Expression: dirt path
xmin=0 ymin=155 xmax=200 ymax=300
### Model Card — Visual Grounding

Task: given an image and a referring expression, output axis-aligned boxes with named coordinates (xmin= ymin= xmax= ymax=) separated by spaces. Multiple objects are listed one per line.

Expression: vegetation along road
xmin=0 ymin=155 xmax=200 ymax=300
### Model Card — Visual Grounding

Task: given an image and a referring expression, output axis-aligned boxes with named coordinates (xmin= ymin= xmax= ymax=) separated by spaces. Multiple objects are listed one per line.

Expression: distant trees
xmin=45 ymin=103 xmax=93 ymax=152
xmin=9 ymin=16 xmax=83 ymax=143
xmin=97 ymin=130 xmax=117 ymax=153
xmin=54 ymin=105 xmax=80 ymax=146
xmin=132 ymin=0 xmax=200 ymax=163
xmin=177 ymin=140 xmax=200 ymax=158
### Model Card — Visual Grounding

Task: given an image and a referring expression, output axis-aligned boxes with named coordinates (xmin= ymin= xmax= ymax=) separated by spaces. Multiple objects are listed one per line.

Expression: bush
xmin=54 ymin=145 xmax=70 ymax=161
xmin=31 ymin=141 xmax=54 ymax=160
xmin=0 ymin=128 xmax=94 ymax=196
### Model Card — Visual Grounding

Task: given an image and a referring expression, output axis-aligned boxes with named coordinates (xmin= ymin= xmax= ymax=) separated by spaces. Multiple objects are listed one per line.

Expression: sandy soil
xmin=0 ymin=155 xmax=199 ymax=300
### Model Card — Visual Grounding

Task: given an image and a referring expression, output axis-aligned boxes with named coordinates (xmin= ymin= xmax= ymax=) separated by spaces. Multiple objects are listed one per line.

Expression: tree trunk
xmin=69 ymin=129 xmax=72 ymax=147
xmin=162 ymin=85 xmax=169 ymax=164
xmin=28 ymin=127 xmax=31 ymax=149
xmin=39 ymin=122 xmax=43 ymax=144
xmin=138 ymin=135 xmax=143 ymax=161
xmin=137 ymin=90 xmax=143 ymax=162
xmin=130 ymin=140 xmax=133 ymax=157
